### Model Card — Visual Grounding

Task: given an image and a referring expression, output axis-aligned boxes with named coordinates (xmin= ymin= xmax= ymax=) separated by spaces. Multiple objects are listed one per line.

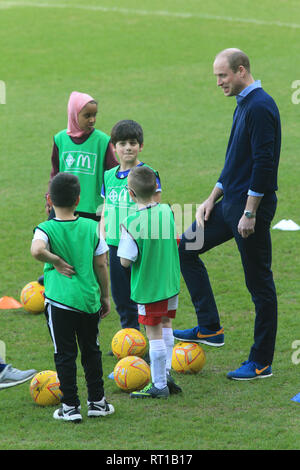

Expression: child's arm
xmin=31 ymin=239 xmax=75 ymax=278
xmin=120 ymin=257 xmax=132 ymax=268
xmin=99 ymin=200 xmax=106 ymax=239
xmin=93 ymin=253 xmax=110 ymax=318
xmin=152 ymin=174 xmax=162 ymax=203
xmin=45 ymin=142 xmax=59 ymax=215
xmin=117 ymin=225 xmax=138 ymax=268
xmin=31 ymin=239 xmax=75 ymax=277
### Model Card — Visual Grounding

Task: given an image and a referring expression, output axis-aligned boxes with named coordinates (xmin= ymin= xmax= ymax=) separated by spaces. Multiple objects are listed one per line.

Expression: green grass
xmin=1 ymin=0 xmax=300 ymax=451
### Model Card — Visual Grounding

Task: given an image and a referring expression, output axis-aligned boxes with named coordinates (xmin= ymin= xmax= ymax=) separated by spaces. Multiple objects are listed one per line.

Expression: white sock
xmin=149 ymin=339 xmax=167 ymax=390
xmin=162 ymin=327 xmax=174 ymax=376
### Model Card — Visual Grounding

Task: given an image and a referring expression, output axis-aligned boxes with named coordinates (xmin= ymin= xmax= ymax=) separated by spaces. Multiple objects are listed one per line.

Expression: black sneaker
xmin=53 ymin=404 xmax=82 ymax=423
xmin=87 ymin=397 xmax=115 ymax=417
xmin=167 ymin=374 xmax=182 ymax=394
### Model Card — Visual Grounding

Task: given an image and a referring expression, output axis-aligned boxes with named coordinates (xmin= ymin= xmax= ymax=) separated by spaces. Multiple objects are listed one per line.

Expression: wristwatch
xmin=244 ymin=210 xmax=256 ymax=219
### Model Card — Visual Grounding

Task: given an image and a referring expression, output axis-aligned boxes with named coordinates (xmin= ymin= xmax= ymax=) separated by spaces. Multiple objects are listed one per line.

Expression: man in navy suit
xmin=174 ymin=48 xmax=281 ymax=380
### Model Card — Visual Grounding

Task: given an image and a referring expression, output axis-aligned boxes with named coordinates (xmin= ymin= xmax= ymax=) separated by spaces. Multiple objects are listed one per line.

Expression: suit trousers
xmin=179 ymin=198 xmax=278 ymax=365
xmin=45 ymin=303 xmax=104 ymax=406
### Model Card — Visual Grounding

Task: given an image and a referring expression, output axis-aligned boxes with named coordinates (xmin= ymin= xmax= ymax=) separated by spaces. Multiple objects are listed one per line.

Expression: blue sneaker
xmin=227 ymin=360 xmax=272 ymax=381
xmin=173 ymin=326 xmax=224 ymax=347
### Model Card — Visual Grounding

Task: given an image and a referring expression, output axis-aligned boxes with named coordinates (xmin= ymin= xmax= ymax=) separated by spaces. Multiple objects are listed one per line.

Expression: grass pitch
xmin=0 ymin=0 xmax=300 ymax=451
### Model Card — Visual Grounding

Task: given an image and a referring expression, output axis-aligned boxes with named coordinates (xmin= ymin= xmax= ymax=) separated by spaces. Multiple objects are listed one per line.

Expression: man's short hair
xmin=111 ymin=120 xmax=144 ymax=146
xmin=228 ymin=50 xmax=250 ymax=73
xmin=128 ymin=165 xmax=157 ymax=199
xmin=216 ymin=48 xmax=251 ymax=73
xmin=50 ymin=173 xmax=80 ymax=207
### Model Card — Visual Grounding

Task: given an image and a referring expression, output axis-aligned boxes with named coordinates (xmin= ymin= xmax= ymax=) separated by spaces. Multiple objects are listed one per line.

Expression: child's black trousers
xmin=45 ymin=303 xmax=104 ymax=406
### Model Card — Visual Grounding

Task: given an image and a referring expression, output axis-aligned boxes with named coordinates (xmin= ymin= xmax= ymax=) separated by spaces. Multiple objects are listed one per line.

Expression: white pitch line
xmin=0 ymin=1 xmax=300 ymax=30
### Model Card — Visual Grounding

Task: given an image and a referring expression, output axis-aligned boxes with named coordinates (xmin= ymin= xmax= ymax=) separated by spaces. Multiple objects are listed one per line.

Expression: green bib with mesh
xmin=55 ymin=129 xmax=110 ymax=214
xmin=122 ymin=203 xmax=180 ymax=304
xmin=103 ymin=163 xmax=158 ymax=246
xmin=36 ymin=217 xmax=102 ymax=313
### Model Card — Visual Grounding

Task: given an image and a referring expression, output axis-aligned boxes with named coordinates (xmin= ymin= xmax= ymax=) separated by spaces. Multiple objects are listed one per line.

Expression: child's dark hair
xmin=50 ymin=173 xmax=80 ymax=207
xmin=128 ymin=165 xmax=157 ymax=199
xmin=110 ymin=120 xmax=144 ymax=146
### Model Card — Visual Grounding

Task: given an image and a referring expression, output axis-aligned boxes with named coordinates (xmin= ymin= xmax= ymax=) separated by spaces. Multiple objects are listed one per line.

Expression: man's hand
xmin=196 ymin=198 xmax=215 ymax=228
xmin=196 ymin=186 xmax=223 ymax=228
xmin=238 ymin=214 xmax=256 ymax=238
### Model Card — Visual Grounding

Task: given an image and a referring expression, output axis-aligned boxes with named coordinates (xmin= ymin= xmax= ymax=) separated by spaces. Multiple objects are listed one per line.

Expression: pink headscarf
xmin=67 ymin=91 xmax=95 ymax=137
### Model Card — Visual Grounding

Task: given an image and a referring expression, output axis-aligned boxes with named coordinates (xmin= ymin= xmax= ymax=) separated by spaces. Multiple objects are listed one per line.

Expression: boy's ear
xmin=75 ymin=195 xmax=80 ymax=207
xmin=139 ymin=143 xmax=144 ymax=152
xmin=128 ymin=188 xmax=137 ymax=201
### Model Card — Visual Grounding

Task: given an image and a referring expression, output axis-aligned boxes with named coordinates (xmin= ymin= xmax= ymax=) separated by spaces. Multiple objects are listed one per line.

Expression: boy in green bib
xmin=31 ymin=173 xmax=114 ymax=422
xmin=117 ymin=166 xmax=181 ymax=399
xmin=101 ymin=120 xmax=161 ymax=331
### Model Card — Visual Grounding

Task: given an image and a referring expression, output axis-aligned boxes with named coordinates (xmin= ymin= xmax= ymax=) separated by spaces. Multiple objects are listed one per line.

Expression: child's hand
xmin=99 ymin=297 xmax=110 ymax=318
xmin=53 ymin=257 xmax=76 ymax=278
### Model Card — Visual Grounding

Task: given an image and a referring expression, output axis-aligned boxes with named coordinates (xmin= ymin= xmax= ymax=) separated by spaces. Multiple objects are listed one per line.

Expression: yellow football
xmin=30 ymin=370 xmax=63 ymax=406
xmin=111 ymin=328 xmax=147 ymax=359
xmin=172 ymin=342 xmax=206 ymax=373
xmin=21 ymin=281 xmax=45 ymax=314
xmin=113 ymin=356 xmax=150 ymax=392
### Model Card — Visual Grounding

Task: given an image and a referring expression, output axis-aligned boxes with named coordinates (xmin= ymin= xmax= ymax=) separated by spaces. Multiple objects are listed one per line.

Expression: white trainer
xmin=53 ymin=404 xmax=82 ymax=423
xmin=87 ymin=397 xmax=115 ymax=417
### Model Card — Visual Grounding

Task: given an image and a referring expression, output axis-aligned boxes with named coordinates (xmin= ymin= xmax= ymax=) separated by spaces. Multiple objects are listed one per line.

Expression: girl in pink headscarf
xmin=46 ymin=91 xmax=118 ymax=220
xmin=67 ymin=91 xmax=97 ymax=138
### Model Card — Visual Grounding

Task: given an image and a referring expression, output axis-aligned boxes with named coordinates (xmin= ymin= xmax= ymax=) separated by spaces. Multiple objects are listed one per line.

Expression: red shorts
xmin=137 ymin=295 xmax=178 ymax=326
